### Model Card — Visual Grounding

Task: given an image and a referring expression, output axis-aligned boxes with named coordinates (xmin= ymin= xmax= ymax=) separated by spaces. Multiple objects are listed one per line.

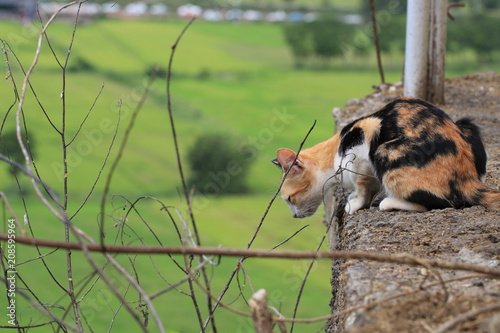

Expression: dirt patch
xmin=327 ymin=72 xmax=500 ymax=333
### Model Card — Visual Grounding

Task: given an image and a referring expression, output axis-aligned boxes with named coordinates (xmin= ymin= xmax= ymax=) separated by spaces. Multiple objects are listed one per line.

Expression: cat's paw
xmin=345 ymin=197 xmax=366 ymax=214
xmin=379 ymin=197 xmax=427 ymax=212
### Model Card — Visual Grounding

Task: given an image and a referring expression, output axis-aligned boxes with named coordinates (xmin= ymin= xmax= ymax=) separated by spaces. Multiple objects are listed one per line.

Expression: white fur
xmin=334 ymin=143 xmax=379 ymax=214
xmin=379 ymin=197 xmax=426 ymax=212
xmin=286 ymin=201 xmax=301 ymax=218
xmin=285 ymin=193 xmax=323 ymax=218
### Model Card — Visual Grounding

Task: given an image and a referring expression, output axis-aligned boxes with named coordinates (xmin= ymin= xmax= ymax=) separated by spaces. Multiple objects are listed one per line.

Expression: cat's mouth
xmin=285 ymin=196 xmax=322 ymax=218
xmin=292 ymin=206 xmax=319 ymax=218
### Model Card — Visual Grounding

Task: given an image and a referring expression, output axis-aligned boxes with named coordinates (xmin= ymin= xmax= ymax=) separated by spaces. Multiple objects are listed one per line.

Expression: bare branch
xmin=166 ymin=16 xmax=197 ymax=230
xmin=67 ymin=82 xmax=106 ymax=147
xmin=150 ymin=256 xmax=215 ymax=300
xmin=0 ymin=192 xmax=23 ymax=235
xmin=270 ymin=225 xmax=309 ymax=251
xmin=99 ymin=74 xmax=156 ymax=244
xmin=15 ymin=1 xmax=79 ymax=222
xmin=70 ymin=103 xmax=121 ymax=220
xmin=290 ymin=220 xmax=329 ymax=332
xmin=2 ymin=234 xmax=499 ymax=277
xmin=206 ymin=120 xmax=317 ymax=329
xmin=370 ymin=0 xmax=385 ymax=84
xmin=0 ymin=39 xmax=61 ymax=134
xmin=164 ymin=16 xmax=220 ymax=331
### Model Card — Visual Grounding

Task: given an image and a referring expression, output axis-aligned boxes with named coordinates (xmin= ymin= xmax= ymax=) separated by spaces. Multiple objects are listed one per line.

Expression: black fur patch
xmin=455 ymin=117 xmax=487 ymax=178
xmin=446 ymin=177 xmax=471 ymax=208
xmin=372 ymin=136 xmax=457 ymax=178
xmin=407 ymin=190 xmax=451 ymax=210
xmin=339 ymin=126 xmax=365 ymax=155
xmin=416 ymin=103 xmax=451 ymax=122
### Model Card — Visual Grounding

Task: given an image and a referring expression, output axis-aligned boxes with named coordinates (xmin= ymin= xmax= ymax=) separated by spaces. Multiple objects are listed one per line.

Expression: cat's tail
xmin=478 ymin=186 xmax=500 ymax=211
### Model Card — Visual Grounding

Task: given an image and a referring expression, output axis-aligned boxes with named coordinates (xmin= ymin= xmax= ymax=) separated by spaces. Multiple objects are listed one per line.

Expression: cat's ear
xmin=276 ymin=149 xmax=303 ymax=175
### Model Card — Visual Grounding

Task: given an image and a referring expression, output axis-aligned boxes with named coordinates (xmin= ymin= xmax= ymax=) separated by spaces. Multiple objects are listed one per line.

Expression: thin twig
xmin=370 ymin=0 xmax=385 ymax=84
xmin=290 ymin=222 xmax=329 ymax=332
xmin=206 ymin=120 xmax=317 ymax=329
xmin=1 ymin=39 xmax=61 ymax=134
xmin=165 ymin=17 xmax=197 ymax=238
xmin=114 ymin=197 xmax=190 ymax=296
xmin=248 ymin=120 xmax=317 ymax=250
xmin=67 ymin=82 xmax=105 ymax=147
xmin=194 ymin=269 xmax=498 ymax=328
xmin=99 ymin=72 xmax=156 ymax=244
xmin=0 ymin=274 xmax=78 ymax=331
xmin=150 ymin=256 xmax=215 ymax=300
xmin=165 ymin=16 xmax=217 ymax=332
xmin=70 ymin=105 xmax=121 ymax=220
xmin=1 ymin=39 xmax=63 ymax=209
xmin=58 ymin=3 xmax=85 ymax=330
xmin=117 ymin=195 xmax=187 ymax=274
xmin=0 ymin=192 xmax=23 ymax=235
xmin=447 ymin=2 xmax=465 ymax=21
xmin=270 ymin=224 xmax=309 ymax=251
xmin=15 ymin=1 xmax=77 ymax=222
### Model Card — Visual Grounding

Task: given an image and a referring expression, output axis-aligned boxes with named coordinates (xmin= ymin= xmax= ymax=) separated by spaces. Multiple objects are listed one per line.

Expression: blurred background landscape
xmin=0 ymin=0 xmax=499 ymax=332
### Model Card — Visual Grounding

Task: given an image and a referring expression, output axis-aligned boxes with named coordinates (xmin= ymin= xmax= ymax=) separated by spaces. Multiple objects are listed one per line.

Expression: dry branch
xmin=164 ymin=16 xmax=216 ymax=331
xmin=2 ymin=233 xmax=500 ymax=277
xmin=206 ymin=120 xmax=318 ymax=330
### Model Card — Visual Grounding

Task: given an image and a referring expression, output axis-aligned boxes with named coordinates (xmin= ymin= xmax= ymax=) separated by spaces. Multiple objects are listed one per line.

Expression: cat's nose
xmin=292 ymin=213 xmax=298 ymax=218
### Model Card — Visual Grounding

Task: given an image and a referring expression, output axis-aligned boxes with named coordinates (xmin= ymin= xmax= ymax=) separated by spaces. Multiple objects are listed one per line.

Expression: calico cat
xmin=272 ymin=97 xmax=499 ymax=218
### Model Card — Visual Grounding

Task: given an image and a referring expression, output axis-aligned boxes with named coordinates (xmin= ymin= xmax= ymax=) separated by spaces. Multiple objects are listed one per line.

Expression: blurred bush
xmin=187 ymin=133 xmax=254 ymax=195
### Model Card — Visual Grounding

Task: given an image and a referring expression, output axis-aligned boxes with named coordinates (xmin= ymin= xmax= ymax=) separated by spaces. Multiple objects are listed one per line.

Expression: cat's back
xmin=370 ymin=98 xmax=482 ymax=175
xmin=373 ymin=97 xmax=453 ymax=145
xmin=372 ymin=98 xmax=488 ymax=209
xmin=339 ymin=97 xmax=454 ymax=157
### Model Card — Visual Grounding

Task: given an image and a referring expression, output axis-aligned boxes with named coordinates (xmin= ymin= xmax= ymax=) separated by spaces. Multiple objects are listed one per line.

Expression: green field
xmin=0 ymin=17 xmax=496 ymax=332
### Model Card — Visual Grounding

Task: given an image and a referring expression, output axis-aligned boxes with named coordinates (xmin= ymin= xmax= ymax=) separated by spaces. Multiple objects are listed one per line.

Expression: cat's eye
xmin=287 ymin=196 xmax=293 ymax=204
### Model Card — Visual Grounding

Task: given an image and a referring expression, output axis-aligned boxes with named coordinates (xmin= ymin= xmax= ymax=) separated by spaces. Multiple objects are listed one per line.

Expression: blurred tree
xmin=309 ymin=20 xmax=343 ymax=64
xmin=283 ymin=23 xmax=313 ymax=68
xmin=447 ymin=14 xmax=500 ymax=62
xmin=282 ymin=19 xmax=354 ymax=67
xmin=377 ymin=15 xmax=406 ymax=53
xmin=187 ymin=133 xmax=254 ymax=195
xmin=483 ymin=0 xmax=500 ymax=9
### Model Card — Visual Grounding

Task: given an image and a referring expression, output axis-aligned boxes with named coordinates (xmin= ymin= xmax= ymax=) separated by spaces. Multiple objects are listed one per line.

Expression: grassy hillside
xmin=1 ymin=19 xmax=397 ymax=197
xmin=0 ymin=18 xmax=494 ymax=332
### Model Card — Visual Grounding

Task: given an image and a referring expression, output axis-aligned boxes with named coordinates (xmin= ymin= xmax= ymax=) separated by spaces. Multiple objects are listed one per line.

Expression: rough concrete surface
xmin=326 ymin=72 xmax=500 ymax=333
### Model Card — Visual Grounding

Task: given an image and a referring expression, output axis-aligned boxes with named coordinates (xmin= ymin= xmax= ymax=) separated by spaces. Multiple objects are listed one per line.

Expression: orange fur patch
xmin=299 ymin=133 xmax=340 ymax=171
xmin=353 ymin=117 xmax=382 ymax=143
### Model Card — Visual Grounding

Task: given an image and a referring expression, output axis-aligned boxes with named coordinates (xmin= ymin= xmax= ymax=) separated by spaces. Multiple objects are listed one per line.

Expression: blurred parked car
xmin=177 ymin=4 xmax=202 ymax=18
xmin=124 ymin=2 xmax=148 ymax=16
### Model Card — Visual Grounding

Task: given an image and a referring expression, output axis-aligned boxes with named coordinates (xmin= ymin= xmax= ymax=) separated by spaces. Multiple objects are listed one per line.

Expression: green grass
xmin=0 ymin=18 xmax=497 ymax=332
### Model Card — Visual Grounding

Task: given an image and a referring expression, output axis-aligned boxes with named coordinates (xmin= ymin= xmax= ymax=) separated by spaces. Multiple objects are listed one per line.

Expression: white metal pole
xmin=404 ymin=0 xmax=431 ymax=99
